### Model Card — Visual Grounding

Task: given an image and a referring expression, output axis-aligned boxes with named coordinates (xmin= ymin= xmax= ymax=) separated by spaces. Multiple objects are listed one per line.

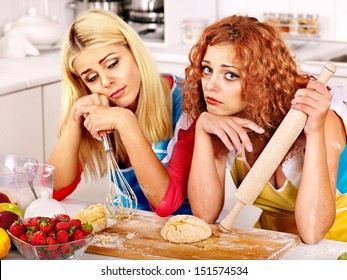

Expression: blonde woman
xmin=48 ymin=10 xmax=194 ymax=216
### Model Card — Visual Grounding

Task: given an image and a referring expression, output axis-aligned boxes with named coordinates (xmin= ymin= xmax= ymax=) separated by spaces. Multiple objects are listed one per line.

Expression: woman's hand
xmin=196 ymin=112 xmax=264 ymax=153
xmin=74 ymin=93 xmax=110 ymax=120
xmin=291 ymin=80 xmax=332 ymax=135
xmin=74 ymin=93 xmax=111 ymax=140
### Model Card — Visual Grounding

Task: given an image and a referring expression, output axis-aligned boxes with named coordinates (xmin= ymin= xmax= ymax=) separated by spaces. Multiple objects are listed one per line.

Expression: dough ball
xmin=73 ymin=203 xmax=107 ymax=233
xmin=160 ymin=214 xmax=212 ymax=243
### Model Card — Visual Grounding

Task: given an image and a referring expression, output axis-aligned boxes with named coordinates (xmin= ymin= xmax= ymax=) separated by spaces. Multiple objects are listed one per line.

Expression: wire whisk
xmin=102 ymin=133 xmax=138 ymax=220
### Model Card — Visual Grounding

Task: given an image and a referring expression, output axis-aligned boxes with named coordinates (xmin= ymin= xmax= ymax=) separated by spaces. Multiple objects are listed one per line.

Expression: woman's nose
xmin=101 ymin=74 xmax=114 ymax=88
xmin=206 ymin=74 xmax=218 ymax=91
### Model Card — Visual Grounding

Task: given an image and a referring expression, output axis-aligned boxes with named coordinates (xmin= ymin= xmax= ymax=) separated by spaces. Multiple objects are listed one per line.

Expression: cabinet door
xmin=0 ymin=88 xmax=44 ymax=162
xmin=42 ymin=82 xmax=63 ymax=162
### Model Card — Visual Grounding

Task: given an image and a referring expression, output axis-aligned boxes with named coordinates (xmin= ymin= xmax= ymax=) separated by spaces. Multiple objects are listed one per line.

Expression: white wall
xmin=165 ymin=0 xmax=217 ymax=46
xmin=1 ymin=0 xmax=346 ymax=43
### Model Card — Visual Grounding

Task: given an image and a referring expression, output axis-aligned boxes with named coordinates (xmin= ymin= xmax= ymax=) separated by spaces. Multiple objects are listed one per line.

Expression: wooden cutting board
xmin=86 ymin=214 xmax=301 ymax=260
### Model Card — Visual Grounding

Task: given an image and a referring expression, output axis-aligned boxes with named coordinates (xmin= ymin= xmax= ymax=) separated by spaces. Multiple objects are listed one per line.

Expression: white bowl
xmin=24 ymin=190 xmax=67 ymax=219
xmin=3 ymin=9 xmax=63 ymax=47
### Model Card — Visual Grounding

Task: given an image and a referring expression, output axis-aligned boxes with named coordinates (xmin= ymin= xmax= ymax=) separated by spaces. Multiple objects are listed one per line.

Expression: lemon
xmin=0 ymin=228 xmax=11 ymax=259
xmin=337 ymin=252 xmax=347 ymax=260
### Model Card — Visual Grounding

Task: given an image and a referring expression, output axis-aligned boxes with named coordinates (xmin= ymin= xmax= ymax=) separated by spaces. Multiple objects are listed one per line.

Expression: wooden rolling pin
xmin=219 ymin=62 xmax=336 ymax=232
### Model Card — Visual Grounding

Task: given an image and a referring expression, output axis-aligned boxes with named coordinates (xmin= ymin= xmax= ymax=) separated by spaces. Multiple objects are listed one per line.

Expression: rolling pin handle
xmin=219 ymin=200 xmax=245 ymax=232
xmin=318 ymin=62 xmax=336 ymax=84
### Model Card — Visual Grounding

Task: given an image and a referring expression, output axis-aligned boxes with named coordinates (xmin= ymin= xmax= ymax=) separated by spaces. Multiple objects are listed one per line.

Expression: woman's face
xmin=73 ymin=44 xmax=141 ymax=110
xmin=201 ymin=44 xmax=247 ymax=116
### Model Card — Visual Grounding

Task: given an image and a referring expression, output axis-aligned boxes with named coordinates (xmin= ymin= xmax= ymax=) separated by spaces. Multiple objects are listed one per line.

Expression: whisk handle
xmin=102 ymin=133 xmax=113 ymax=152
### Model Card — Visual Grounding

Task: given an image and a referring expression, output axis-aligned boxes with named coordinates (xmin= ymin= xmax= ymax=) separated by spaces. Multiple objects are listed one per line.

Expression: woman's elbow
xmin=299 ymin=221 xmax=334 ymax=245
xmin=300 ymin=231 xmax=325 ymax=245
xmin=192 ymin=209 xmax=219 ymax=224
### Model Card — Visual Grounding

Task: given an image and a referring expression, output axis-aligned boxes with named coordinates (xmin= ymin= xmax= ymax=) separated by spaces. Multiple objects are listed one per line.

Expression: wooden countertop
xmin=4 ymin=198 xmax=347 ymax=260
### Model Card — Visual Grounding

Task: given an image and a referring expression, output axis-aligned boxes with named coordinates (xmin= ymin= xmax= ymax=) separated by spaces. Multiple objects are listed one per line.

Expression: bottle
xmin=309 ymin=14 xmax=319 ymax=35
xmin=289 ymin=13 xmax=299 ymax=35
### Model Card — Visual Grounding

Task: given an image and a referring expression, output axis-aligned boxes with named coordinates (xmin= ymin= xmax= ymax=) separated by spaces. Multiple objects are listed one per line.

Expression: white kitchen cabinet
xmin=0 ymin=87 xmax=44 ymax=162
xmin=42 ymin=82 xmax=63 ymax=162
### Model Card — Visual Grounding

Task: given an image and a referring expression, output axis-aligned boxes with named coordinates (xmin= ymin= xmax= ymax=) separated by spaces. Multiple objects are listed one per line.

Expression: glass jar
xmin=279 ymin=13 xmax=290 ymax=33
xmin=181 ymin=18 xmax=208 ymax=45
xmin=308 ymin=14 xmax=319 ymax=35
xmin=289 ymin=13 xmax=299 ymax=35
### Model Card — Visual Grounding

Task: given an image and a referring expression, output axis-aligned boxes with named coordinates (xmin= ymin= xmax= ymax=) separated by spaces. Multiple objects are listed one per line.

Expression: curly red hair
xmin=182 ymin=15 xmax=310 ymax=155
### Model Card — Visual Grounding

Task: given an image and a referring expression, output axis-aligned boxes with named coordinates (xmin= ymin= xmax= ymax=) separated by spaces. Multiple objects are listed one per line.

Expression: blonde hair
xmin=59 ymin=9 xmax=172 ymax=179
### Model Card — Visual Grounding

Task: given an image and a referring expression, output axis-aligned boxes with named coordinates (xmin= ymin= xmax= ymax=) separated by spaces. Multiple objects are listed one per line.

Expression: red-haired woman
xmin=183 ymin=15 xmax=347 ymax=244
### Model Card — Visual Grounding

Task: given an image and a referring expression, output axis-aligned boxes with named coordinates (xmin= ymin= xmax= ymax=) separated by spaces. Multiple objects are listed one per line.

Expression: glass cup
xmin=14 ymin=163 xmax=55 ymax=211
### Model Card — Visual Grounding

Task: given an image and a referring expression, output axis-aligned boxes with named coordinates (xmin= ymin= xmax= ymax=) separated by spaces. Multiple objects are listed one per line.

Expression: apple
xmin=0 ymin=203 xmax=24 ymax=217
xmin=0 ymin=192 xmax=11 ymax=203
xmin=0 ymin=210 xmax=20 ymax=230
xmin=338 ymin=252 xmax=347 ymax=260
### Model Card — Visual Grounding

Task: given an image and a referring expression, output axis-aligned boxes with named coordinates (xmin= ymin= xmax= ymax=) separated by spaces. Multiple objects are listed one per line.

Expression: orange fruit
xmin=0 ymin=228 xmax=11 ymax=259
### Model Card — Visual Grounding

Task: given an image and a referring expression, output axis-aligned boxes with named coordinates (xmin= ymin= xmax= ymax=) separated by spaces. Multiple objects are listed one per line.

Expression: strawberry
xmin=47 ymin=249 xmax=62 ymax=260
xmin=9 ymin=219 xmax=26 ymax=238
xmin=30 ymin=231 xmax=46 ymax=246
xmin=70 ymin=229 xmax=84 ymax=241
xmin=46 ymin=237 xmax=60 ymax=251
xmin=81 ymin=222 xmax=93 ymax=236
xmin=19 ymin=233 xmax=28 ymax=242
xmin=25 ymin=226 xmax=37 ymax=242
xmin=47 ymin=230 xmax=56 ymax=239
xmin=26 ymin=225 xmax=37 ymax=233
xmin=39 ymin=217 xmax=54 ymax=234
xmin=69 ymin=219 xmax=82 ymax=229
xmin=37 ymin=250 xmax=47 ymax=260
xmin=71 ymin=229 xmax=87 ymax=246
xmin=53 ymin=214 xmax=70 ymax=223
xmin=59 ymin=243 xmax=71 ymax=254
xmin=30 ymin=216 xmax=42 ymax=228
xmin=22 ymin=217 xmax=33 ymax=228
xmin=55 ymin=221 xmax=71 ymax=231
xmin=56 ymin=229 xmax=69 ymax=243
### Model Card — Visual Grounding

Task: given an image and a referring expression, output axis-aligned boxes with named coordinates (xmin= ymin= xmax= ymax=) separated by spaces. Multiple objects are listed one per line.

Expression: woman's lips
xmin=206 ymin=96 xmax=222 ymax=105
xmin=110 ymin=86 xmax=126 ymax=98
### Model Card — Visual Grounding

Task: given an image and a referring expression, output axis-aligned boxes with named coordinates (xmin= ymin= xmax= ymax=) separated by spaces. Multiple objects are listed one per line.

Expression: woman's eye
xmin=86 ymin=74 xmax=97 ymax=83
xmin=225 ymin=72 xmax=239 ymax=81
xmin=202 ymin=66 xmax=212 ymax=75
xmin=106 ymin=59 xmax=118 ymax=69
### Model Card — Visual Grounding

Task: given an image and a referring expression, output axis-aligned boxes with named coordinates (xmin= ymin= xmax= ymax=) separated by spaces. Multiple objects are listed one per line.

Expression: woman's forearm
xmin=47 ymin=114 xmax=83 ymax=191
xmin=116 ymin=110 xmax=169 ymax=207
xmin=188 ymin=127 xmax=225 ymax=223
xmin=295 ymin=130 xmax=336 ymax=244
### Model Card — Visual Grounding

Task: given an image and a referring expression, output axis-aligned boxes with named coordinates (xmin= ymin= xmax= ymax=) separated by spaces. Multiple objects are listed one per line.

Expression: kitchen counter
xmin=0 ymin=50 xmax=61 ymax=95
xmin=4 ymin=198 xmax=347 ymax=260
